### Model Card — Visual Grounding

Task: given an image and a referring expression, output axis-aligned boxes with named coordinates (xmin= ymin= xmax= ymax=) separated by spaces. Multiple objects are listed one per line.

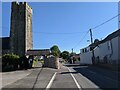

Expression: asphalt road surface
xmin=2 ymin=67 xmax=57 ymax=89
xmin=50 ymin=65 xmax=79 ymax=89
xmin=2 ymin=64 xmax=120 ymax=90
xmin=65 ymin=64 xmax=120 ymax=89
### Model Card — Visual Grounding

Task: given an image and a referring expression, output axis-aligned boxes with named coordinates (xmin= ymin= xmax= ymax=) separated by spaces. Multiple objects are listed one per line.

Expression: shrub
xmin=2 ymin=54 xmax=20 ymax=71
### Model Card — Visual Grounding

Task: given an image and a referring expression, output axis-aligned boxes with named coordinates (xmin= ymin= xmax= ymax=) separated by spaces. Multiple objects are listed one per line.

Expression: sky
xmin=2 ymin=2 xmax=118 ymax=54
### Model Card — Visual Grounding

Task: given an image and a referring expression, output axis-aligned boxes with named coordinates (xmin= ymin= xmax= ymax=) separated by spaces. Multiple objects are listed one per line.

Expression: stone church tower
xmin=10 ymin=2 xmax=33 ymax=56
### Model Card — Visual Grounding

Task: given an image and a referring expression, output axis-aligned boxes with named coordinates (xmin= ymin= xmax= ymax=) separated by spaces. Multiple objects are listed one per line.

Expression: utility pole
xmin=90 ymin=29 xmax=93 ymax=43
xmin=89 ymin=29 xmax=95 ymax=65
xmin=71 ymin=48 xmax=73 ymax=64
xmin=72 ymin=48 xmax=73 ymax=54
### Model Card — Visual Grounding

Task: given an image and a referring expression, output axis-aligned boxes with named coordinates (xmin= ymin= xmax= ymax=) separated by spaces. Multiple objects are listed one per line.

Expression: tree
xmin=70 ymin=52 xmax=77 ymax=64
xmin=70 ymin=52 xmax=76 ymax=57
xmin=60 ymin=51 xmax=70 ymax=60
xmin=50 ymin=45 xmax=61 ymax=57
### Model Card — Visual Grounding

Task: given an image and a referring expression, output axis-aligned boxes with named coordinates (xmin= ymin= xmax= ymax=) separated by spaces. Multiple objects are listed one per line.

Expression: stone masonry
xmin=44 ymin=56 xmax=61 ymax=69
xmin=10 ymin=2 xmax=33 ymax=56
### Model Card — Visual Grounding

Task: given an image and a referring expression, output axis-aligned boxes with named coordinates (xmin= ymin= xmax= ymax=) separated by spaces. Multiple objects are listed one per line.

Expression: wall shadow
xmin=60 ymin=71 xmax=78 ymax=74
xmin=72 ymin=65 xmax=119 ymax=89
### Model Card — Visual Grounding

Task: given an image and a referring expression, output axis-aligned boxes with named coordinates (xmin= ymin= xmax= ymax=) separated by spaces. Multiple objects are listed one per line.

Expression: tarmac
xmin=50 ymin=65 xmax=78 ymax=89
xmin=2 ymin=67 xmax=57 ymax=89
xmin=2 ymin=63 xmax=119 ymax=89
xmin=1 ymin=64 xmax=79 ymax=89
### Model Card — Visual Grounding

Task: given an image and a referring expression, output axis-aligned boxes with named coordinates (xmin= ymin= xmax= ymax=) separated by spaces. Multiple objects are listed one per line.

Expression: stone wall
xmin=44 ymin=56 xmax=61 ymax=69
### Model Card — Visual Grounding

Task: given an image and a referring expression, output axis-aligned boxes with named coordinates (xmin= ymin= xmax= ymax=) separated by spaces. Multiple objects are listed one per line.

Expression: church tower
xmin=10 ymin=2 xmax=33 ymax=56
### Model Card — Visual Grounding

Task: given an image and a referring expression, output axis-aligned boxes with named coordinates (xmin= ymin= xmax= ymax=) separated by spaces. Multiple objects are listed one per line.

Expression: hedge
xmin=2 ymin=54 xmax=20 ymax=71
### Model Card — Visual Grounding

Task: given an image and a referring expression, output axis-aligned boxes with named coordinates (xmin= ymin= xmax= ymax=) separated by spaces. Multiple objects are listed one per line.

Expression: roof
xmin=102 ymin=29 xmax=120 ymax=43
xmin=89 ymin=29 xmax=120 ymax=49
xmin=0 ymin=37 xmax=10 ymax=50
xmin=26 ymin=49 xmax=50 ymax=56
xmin=73 ymin=54 xmax=80 ymax=58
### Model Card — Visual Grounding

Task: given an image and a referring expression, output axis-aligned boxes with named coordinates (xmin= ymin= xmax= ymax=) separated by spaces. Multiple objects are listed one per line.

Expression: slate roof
xmin=102 ymin=29 xmax=120 ymax=43
xmin=26 ymin=49 xmax=50 ymax=56
xmin=89 ymin=29 xmax=120 ymax=49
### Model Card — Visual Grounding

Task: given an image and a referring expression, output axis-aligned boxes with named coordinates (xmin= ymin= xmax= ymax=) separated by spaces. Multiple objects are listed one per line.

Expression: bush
xmin=2 ymin=54 xmax=20 ymax=71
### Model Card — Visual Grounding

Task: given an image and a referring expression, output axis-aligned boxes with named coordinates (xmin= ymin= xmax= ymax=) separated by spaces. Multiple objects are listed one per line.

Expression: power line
xmin=2 ymin=14 xmax=119 ymax=51
xmin=1 ymin=26 xmax=88 ymax=35
xmin=72 ymin=14 xmax=119 ymax=50
xmin=33 ymin=31 xmax=88 ymax=35
xmin=91 ymin=14 xmax=120 ymax=30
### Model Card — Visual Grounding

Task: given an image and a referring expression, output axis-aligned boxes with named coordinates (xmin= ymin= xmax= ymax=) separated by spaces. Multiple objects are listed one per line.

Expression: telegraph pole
xmin=72 ymin=48 xmax=73 ymax=54
xmin=90 ymin=29 xmax=93 ymax=43
xmin=89 ymin=29 xmax=95 ymax=65
xmin=71 ymin=48 xmax=73 ymax=64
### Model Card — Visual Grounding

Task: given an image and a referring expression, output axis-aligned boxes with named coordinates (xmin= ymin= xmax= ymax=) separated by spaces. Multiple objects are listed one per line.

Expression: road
xmin=50 ymin=65 xmax=79 ymax=89
xmin=2 ymin=64 xmax=119 ymax=90
xmin=65 ymin=64 xmax=119 ymax=89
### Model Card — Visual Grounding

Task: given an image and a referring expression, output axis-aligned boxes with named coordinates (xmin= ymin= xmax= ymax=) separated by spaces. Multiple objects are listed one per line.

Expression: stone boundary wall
xmin=44 ymin=56 xmax=61 ymax=69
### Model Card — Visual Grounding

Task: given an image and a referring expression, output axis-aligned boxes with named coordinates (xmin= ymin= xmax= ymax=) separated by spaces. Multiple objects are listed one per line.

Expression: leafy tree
xmin=50 ymin=45 xmax=61 ymax=57
xmin=70 ymin=52 xmax=76 ymax=57
xmin=60 ymin=51 xmax=70 ymax=60
xmin=70 ymin=52 xmax=77 ymax=64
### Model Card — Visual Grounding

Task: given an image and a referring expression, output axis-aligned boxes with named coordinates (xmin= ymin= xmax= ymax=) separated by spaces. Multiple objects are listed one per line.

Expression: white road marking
xmin=46 ymin=72 xmax=57 ymax=89
xmin=78 ymin=73 xmax=99 ymax=88
xmin=67 ymin=67 xmax=81 ymax=89
xmin=70 ymin=67 xmax=99 ymax=88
